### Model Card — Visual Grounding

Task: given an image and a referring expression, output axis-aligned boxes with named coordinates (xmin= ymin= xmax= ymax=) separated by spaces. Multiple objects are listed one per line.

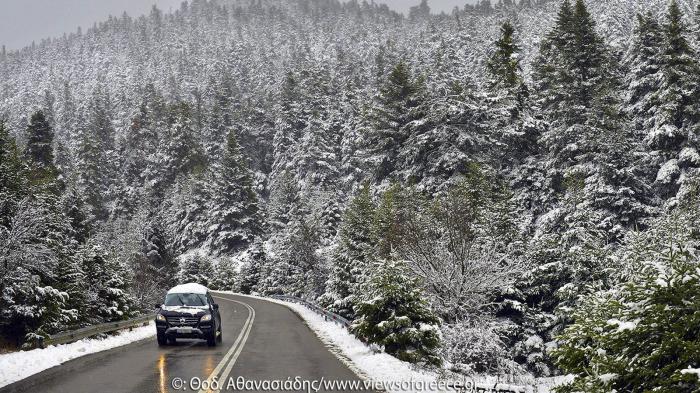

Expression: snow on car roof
xmin=167 ymin=283 xmax=209 ymax=295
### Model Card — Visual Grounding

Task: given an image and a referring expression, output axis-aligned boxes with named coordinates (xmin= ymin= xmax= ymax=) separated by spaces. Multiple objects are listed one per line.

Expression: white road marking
xmin=215 ymin=301 xmax=255 ymax=391
xmin=198 ymin=295 xmax=255 ymax=393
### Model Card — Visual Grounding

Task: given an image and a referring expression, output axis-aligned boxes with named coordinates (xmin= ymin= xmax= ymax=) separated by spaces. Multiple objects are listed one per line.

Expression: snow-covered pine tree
xmin=54 ymin=252 xmax=86 ymax=327
xmin=176 ymin=253 xmax=214 ymax=287
xmin=60 ymin=182 xmax=93 ymax=244
xmin=204 ymin=130 xmax=261 ymax=255
xmin=127 ymin=210 xmax=176 ymax=309
xmin=285 ymin=66 xmax=343 ymax=196
xmin=210 ymin=259 xmax=238 ymax=291
xmin=273 ymin=212 xmax=326 ymax=299
xmin=74 ymin=111 xmax=109 ymax=223
xmin=625 ymin=12 xmax=665 ymax=138
xmin=24 ymin=111 xmax=60 ymax=193
xmin=0 ymin=196 xmax=75 ymax=344
xmin=648 ymin=0 xmax=700 ymax=199
xmin=269 ymin=72 xmax=306 ymax=202
xmin=535 ymin=0 xmax=652 ymax=235
xmin=165 ymin=174 xmax=210 ymax=254
xmin=159 ymin=103 xmax=206 ymax=191
xmin=659 ymin=0 xmax=700 ymax=137
xmin=0 ymin=122 xmax=28 ymax=226
xmin=487 ymin=21 xmax=522 ymax=90
xmin=695 ymin=3 xmax=700 ymax=49
xmin=351 ymin=258 xmax=442 ymax=366
xmin=321 ymin=183 xmax=376 ymax=318
xmin=373 ymin=184 xmax=405 ymax=260
xmin=238 ymin=240 xmax=266 ymax=294
xmin=368 ymin=61 xmax=427 ymax=182
xmin=553 ymin=201 xmax=700 ymax=393
xmin=486 ymin=20 xmax=542 ymax=169
xmin=77 ymin=242 xmax=134 ymax=323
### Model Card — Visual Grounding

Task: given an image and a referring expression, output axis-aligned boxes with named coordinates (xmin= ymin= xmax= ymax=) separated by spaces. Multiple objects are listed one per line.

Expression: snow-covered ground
xmin=225 ymin=292 xmax=567 ymax=393
xmin=0 ymin=323 xmax=155 ymax=388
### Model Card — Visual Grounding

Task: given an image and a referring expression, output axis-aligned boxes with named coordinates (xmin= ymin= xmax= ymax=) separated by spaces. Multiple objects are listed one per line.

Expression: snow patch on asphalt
xmin=0 ymin=322 xmax=156 ymax=388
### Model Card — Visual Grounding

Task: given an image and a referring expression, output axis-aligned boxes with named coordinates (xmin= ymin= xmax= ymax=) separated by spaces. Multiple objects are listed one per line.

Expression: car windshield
xmin=164 ymin=293 xmax=208 ymax=307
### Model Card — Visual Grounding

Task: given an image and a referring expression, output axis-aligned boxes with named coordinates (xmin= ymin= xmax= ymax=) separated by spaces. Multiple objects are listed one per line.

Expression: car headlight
xmin=200 ymin=314 xmax=212 ymax=322
xmin=156 ymin=314 xmax=166 ymax=321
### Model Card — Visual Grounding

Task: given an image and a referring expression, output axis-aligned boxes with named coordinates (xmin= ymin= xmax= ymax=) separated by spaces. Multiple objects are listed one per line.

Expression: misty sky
xmin=0 ymin=0 xmax=474 ymax=51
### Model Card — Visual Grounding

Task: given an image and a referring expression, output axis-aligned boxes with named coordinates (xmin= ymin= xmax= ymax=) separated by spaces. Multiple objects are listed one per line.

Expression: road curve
xmin=1 ymin=293 xmax=364 ymax=393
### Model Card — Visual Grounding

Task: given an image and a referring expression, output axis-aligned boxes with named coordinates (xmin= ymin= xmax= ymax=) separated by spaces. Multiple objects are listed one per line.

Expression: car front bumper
xmin=156 ymin=323 xmax=214 ymax=339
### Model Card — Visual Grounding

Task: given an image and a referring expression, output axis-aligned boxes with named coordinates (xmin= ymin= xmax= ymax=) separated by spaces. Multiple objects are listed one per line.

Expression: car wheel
xmin=157 ymin=333 xmax=167 ymax=346
xmin=207 ymin=333 xmax=217 ymax=347
xmin=168 ymin=337 xmax=177 ymax=345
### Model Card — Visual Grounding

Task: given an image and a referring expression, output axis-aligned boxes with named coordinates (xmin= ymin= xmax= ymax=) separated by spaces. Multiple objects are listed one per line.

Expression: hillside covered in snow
xmin=2 ymin=0 xmax=700 ymax=390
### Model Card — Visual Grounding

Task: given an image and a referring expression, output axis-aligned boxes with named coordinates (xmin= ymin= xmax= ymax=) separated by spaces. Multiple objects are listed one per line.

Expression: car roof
xmin=167 ymin=283 xmax=209 ymax=295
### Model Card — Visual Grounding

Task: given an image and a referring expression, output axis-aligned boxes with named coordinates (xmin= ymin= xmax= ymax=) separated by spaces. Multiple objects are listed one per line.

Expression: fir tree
xmin=351 ymin=258 xmax=442 ymax=366
xmin=239 ymin=240 xmax=266 ymax=294
xmin=0 ymin=122 xmax=28 ymax=227
xmin=176 ymin=253 xmax=215 ymax=287
xmin=60 ymin=182 xmax=93 ymax=243
xmin=204 ymin=130 xmax=261 ymax=254
xmin=554 ymin=205 xmax=700 ymax=392
xmin=487 ymin=21 xmax=522 ymax=90
xmin=486 ymin=21 xmax=541 ymax=167
xmin=696 ymin=4 xmax=700 ymax=47
xmin=78 ymin=242 xmax=134 ymax=323
xmin=24 ymin=111 xmax=59 ymax=191
xmin=160 ymin=103 xmax=206 ymax=187
xmin=54 ymin=253 xmax=86 ymax=327
xmin=74 ymin=113 xmax=109 ymax=223
xmin=0 ymin=196 xmax=75 ymax=344
xmin=322 ymin=184 xmax=376 ymax=318
xmin=533 ymin=0 xmax=617 ymax=128
xmin=370 ymin=61 xmax=426 ymax=180
xmin=650 ymin=0 xmax=700 ymax=154
xmin=625 ymin=12 xmax=665 ymax=136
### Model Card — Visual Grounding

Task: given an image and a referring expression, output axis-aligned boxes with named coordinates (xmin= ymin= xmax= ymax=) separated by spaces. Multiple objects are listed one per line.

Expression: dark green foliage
xmin=74 ymin=115 xmax=109 ymax=223
xmin=24 ymin=111 xmax=60 ymax=191
xmin=626 ymin=12 xmax=665 ymax=136
xmin=0 ymin=122 xmax=27 ymax=199
xmin=60 ymin=183 xmax=93 ymax=243
xmin=0 ymin=122 xmax=28 ymax=227
xmin=177 ymin=253 xmax=215 ymax=288
xmin=78 ymin=242 xmax=134 ymax=323
xmin=554 ymin=206 xmax=700 ymax=393
xmin=239 ymin=240 xmax=266 ymax=294
xmin=205 ymin=130 xmax=262 ymax=254
xmin=322 ymin=183 xmax=376 ymax=318
xmin=351 ymin=258 xmax=442 ymax=366
xmin=657 ymin=0 xmax=699 ymax=140
xmin=534 ymin=0 xmax=618 ymax=130
xmin=487 ymin=21 xmax=522 ymax=89
xmin=370 ymin=61 xmax=427 ymax=180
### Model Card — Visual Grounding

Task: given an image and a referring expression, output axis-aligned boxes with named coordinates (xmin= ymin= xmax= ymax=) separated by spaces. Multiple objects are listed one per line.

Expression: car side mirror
xmin=155 ymin=303 xmax=162 ymax=309
xmin=212 ymin=304 xmax=219 ymax=310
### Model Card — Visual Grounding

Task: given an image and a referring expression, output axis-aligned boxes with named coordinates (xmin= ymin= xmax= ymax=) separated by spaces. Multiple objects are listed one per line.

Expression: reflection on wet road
xmin=158 ymin=353 xmax=168 ymax=393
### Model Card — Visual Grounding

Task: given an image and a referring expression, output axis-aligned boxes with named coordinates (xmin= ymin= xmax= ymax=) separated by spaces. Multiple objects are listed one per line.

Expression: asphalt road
xmin=1 ymin=293 xmax=364 ymax=393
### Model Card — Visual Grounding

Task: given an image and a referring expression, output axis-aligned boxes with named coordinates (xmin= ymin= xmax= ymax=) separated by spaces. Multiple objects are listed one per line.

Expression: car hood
xmin=160 ymin=306 xmax=208 ymax=316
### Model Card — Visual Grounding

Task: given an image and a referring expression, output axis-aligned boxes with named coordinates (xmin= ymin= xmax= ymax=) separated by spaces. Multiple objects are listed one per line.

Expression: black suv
xmin=155 ymin=283 xmax=222 ymax=347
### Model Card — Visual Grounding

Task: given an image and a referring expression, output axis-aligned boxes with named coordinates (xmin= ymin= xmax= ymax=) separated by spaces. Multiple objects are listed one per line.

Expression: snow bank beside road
xmin=0 ymin=323 xmax=155 ymax=388
xmin=226 ymin=292 xmax=560 ymax=393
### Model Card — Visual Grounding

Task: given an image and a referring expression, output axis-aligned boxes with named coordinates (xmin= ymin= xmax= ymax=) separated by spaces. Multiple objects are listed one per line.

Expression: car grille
xmin=167 ymin=316 xmax=199 ymax=327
